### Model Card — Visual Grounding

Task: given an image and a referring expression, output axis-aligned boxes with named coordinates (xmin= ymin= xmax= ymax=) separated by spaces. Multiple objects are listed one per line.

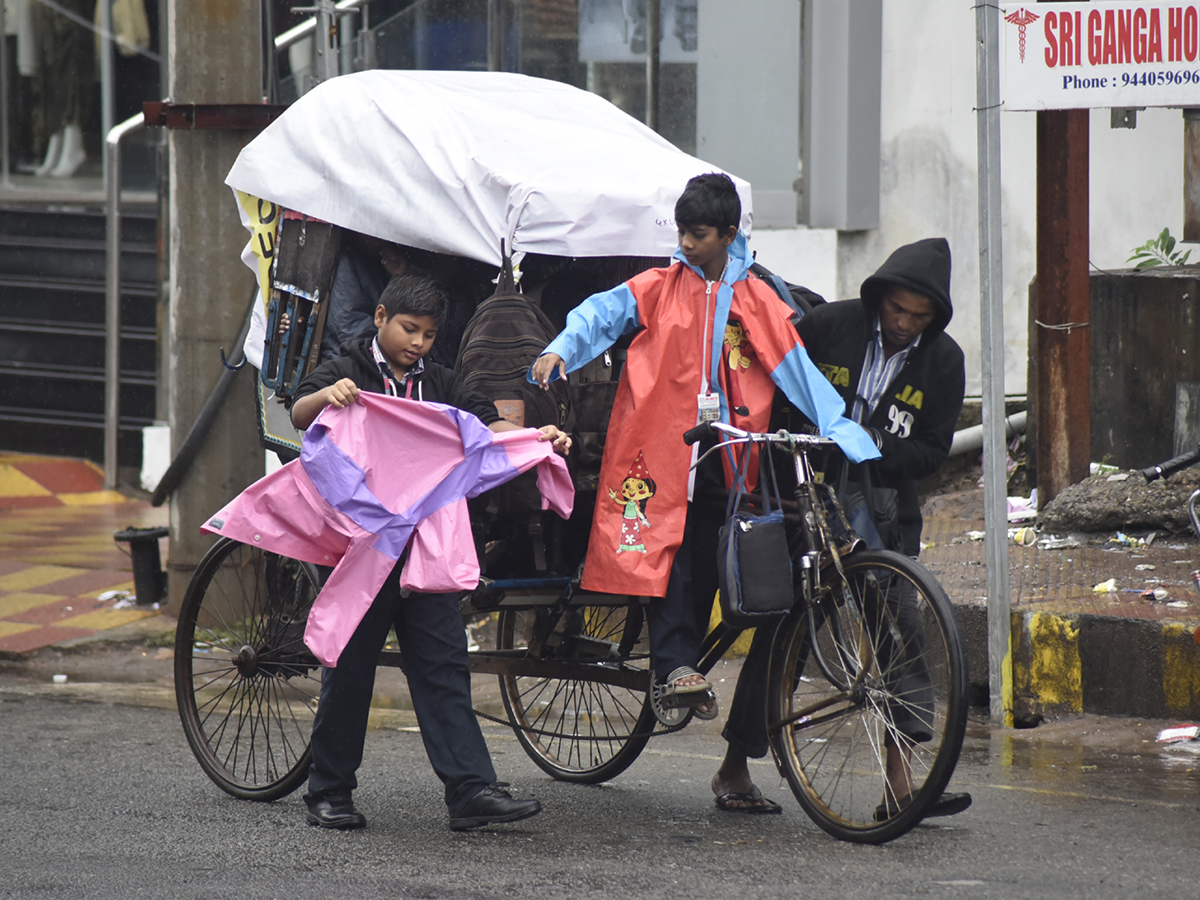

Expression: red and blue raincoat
xmin=535 ymin=232 xmax=878 ymax=598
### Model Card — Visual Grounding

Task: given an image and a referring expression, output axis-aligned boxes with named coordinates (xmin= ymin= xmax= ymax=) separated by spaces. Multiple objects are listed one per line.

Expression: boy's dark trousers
xmin=304 ymin=559 xmax=496 ymax=813
xmin=723 ymin=552 xmax=937 ymax=760
xmin=645 ymin=445 xmax=724 ymax=684
xmin=644 ymin=447 xmax=768 ymax=758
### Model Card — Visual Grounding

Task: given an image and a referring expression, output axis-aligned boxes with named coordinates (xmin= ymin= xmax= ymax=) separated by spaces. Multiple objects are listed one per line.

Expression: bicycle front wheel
xmin=767 ymin=549 xmax=968 ymax=844
xmin=174 ymin=538 xmax=322 ymax=801
xmin=498 ymin=605 xmax=655 ymax=783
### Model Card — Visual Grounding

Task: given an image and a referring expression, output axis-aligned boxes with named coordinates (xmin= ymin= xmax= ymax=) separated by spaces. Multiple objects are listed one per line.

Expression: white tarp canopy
xmin=225 ymin=69 xmax=753 ymax=266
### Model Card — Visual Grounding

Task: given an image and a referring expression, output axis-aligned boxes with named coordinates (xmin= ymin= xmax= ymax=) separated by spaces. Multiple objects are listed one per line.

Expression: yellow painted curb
xmin=1015 ymin=611 xmax=1083 ymax=713
xmin=58 ymin=491 xmax=129 ymax=506
xmin=0 ymin=565 xmax=82 ymax=592
xmin=0 ymin=591 xmax=62 ymax=618
xmin=59 ymin=608 xmax=159 ymax=630
xmin=0 ymin=621 xmax=38 ymax=638
xmin=1162 ymin=622 xmax=1200 ymax=714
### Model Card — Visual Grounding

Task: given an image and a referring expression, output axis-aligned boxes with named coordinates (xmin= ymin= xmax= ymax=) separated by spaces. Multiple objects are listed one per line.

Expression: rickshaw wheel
xmin=175 ymin=538 xmax=322 ymax=801
xmin=766 ymin=550 xmax=968 ymax=844
xmin=497 ymin=605 xmax=655 ymax=783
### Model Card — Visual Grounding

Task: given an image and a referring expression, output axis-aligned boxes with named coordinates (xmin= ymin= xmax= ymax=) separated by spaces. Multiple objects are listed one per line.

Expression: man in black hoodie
xmin=710 ymin=238 xmax=971 ymax=821
xmin=796 ymin=237 xmax=965 ymax=559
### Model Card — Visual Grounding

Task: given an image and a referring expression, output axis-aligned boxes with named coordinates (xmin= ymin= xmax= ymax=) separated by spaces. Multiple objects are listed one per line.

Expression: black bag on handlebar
xmin=717 ymin=449 xmax=794 ymax=626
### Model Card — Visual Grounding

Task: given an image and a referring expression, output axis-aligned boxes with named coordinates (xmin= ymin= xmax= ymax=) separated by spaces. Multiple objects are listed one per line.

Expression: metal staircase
xmin=0 ymin=205 xmax=158 ymax=467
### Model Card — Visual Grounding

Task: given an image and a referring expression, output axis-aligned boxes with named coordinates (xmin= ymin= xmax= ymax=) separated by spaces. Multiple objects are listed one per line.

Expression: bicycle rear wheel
xmin=498 ymin=605 xmax=655 ymax=783
xmin=175 ymin=538 xmax=322 ymax=801
xmin=767 ymin=549 xmax=968 ymax=843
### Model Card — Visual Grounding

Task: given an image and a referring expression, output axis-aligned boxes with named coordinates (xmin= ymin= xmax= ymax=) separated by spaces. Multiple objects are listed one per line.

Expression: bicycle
xmin=174 ymin=421 xmax=969 ymax=844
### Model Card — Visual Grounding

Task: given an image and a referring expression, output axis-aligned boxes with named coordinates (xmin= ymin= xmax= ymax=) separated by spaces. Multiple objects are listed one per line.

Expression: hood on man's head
xmin=859 ymin=237 xmax=953 ymax=339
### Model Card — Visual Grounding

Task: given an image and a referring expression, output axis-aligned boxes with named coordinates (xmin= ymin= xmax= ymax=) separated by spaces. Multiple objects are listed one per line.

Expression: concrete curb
xmin=956 ymin=605 xmax=1200 ymax=722
xmin=22 ymin=601 xmax=1200 ymax=725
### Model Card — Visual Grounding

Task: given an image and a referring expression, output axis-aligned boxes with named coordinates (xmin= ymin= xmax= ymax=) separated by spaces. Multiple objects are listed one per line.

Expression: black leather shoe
xmin=306 ymin=795 xmax=367 ymax=830
xmin=873 ymin=791 xmax=972 ymax=823
xmin=449 ymin=785 xmax=542 ymax=831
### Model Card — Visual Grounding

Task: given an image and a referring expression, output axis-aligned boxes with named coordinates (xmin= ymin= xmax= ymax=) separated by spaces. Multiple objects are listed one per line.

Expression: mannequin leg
xmin=34 ymin=128 xmax=62 ymax=177
xmin=49 ymin=122 xmax=85 ymax=177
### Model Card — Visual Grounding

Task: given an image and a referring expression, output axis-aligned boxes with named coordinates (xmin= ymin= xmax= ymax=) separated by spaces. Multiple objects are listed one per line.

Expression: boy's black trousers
xmin=644 ymin=446 xmax=771 ymax=759
xmin=304 ymin=560 xmax=496 ymax=813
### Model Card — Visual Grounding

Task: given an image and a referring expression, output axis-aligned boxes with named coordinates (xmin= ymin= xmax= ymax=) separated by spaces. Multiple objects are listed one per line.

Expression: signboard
xmin=1001 ymin=2 xmax=1200 ymax=110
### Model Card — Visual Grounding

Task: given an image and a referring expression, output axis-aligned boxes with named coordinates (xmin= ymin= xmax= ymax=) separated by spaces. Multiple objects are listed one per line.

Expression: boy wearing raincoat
xmin=531 ymin=173 xmax=878 ymax=812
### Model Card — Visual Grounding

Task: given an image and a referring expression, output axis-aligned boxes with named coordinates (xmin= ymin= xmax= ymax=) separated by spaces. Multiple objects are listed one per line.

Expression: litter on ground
xmin=1006 ymin=491 xmax=1037 ymax=523
xmin=1037 ymin=535 xmax=1081 ymax=550
xmin=1156 ymin=724 xmax=1200 ymax=744
xmin=1008 ymin=527 xmax=1036 ymax=546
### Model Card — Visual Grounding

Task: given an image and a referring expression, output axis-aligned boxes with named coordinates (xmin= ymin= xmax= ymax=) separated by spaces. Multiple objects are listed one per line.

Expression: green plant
xmin=1127 ymin=227 xmax=1194 ymax=268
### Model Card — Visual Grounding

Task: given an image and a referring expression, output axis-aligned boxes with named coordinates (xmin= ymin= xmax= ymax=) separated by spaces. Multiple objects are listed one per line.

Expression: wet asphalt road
xmin=1 ymin=669 xmax=1198 ymax=900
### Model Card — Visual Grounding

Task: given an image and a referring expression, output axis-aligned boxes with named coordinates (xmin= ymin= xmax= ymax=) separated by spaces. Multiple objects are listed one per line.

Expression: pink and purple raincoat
xmin=203 ymin=393 xmax=574 ymax=666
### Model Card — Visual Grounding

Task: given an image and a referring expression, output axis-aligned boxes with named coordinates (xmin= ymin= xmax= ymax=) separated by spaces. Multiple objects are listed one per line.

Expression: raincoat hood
xmin=672 ymin=230 xmax=753 ymax=284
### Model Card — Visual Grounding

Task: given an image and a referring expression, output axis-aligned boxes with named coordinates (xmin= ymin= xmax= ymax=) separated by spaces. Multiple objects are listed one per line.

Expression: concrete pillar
xmin=165 ymin=1 xmax=263 ymax=613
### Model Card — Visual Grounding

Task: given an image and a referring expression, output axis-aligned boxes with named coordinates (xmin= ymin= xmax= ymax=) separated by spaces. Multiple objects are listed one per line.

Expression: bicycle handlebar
xmin=1140 ymin=443 xmax=1200 ymax=482
xmin=682 ymin=421 xmax=836 ymax=448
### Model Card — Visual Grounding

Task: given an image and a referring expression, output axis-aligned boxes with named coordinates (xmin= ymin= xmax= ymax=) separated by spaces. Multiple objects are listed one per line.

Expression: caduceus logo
xmin=1004 ymin=7 xmax=1040 ymax=63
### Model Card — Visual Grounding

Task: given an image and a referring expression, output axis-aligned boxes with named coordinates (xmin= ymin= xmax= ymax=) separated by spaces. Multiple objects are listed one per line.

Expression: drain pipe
xmin=149 ymin=291 xmax=257 ymax=508
xmin=104 ymin=111 xmax=147 ymax=490
xmin=948 ymin=411 xmax=1027 ymax=457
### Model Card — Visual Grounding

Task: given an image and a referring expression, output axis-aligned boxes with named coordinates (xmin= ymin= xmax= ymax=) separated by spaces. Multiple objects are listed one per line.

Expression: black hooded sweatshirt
xmin=796 ymin=238 xmax=965 ymax=556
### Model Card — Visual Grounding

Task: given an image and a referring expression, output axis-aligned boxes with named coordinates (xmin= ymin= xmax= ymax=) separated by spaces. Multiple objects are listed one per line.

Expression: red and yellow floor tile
xmin=0 ymin=453 xmax=168 ymax=656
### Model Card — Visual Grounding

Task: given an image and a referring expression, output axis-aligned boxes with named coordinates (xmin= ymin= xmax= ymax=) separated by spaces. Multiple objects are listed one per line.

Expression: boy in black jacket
xmin=711 ymin=238 xmax=971 ymax=821
xmin=292 ymin=272 xmax=569 ymax=832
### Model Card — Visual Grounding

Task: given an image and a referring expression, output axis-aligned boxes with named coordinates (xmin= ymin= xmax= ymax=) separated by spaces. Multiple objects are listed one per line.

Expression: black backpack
xmin=454 ymin=290 xmax=572 ymax=434
xmin=454 ymin=255 xmax=574 ymax=572
xmin=749 ymin=260 xmax=825 ymax=321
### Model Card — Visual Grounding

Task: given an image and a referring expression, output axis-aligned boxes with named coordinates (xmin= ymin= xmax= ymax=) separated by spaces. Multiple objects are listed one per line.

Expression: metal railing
xmin=103 ymin=112 xmax=145 ymax=489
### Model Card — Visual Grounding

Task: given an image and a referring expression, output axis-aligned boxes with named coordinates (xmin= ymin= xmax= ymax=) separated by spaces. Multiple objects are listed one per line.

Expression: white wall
xmin=746 ymin=226 xmax=839 ymax=305
xmin=830 ymin=1 xmax=1187 ymax=397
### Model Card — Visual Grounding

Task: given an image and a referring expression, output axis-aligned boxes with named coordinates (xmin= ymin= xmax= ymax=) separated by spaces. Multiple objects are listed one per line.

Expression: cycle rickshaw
xmin=174 ymin=70 xmax=968 ymax=845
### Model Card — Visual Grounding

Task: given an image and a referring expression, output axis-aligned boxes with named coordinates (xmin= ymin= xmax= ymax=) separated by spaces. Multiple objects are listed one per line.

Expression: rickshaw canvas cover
xmin=202 ymin=394 xmax=573 ymax=667
xmin=224 ymin=69 xmax=753 ymax=266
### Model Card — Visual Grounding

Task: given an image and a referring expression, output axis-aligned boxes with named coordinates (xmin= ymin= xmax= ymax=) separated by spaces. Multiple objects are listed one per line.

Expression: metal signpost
xmin=976 ymin=2 xmax=1013 ymax=726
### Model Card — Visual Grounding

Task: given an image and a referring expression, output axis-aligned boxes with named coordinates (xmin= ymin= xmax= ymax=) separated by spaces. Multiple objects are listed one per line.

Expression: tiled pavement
xmin=0 ymin=453 xmax=168 ymax=656
xmin=920 ymin=489 xmax=1200 ymax=719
